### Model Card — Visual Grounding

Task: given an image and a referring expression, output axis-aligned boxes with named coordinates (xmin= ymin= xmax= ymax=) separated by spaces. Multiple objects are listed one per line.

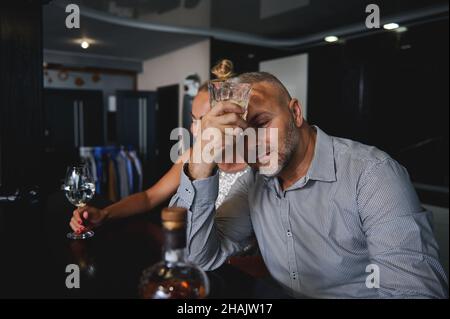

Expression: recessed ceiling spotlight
xmin=324 ymin=36 xmax=339 ymax=43
xmin=383 ymin=23 xmax=400 ymax=30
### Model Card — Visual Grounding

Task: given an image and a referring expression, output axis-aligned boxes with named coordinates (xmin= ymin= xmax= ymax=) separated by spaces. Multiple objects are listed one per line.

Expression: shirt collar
xmin=262 ymin=125 xmax=336 ymax=188
xmin=307 ymin=126 xmax=336 ymax=183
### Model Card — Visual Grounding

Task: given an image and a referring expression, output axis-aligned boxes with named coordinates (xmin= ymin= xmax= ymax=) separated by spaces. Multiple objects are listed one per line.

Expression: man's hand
xmin=69 ymin=205 xmax=107 ymax=233
xmin=188 ymin=101 xmax=248 ymax=180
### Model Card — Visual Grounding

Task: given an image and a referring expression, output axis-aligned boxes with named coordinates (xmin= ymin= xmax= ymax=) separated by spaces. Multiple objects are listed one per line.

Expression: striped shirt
xmin=170 ymin=126 xmax=448 ymax=298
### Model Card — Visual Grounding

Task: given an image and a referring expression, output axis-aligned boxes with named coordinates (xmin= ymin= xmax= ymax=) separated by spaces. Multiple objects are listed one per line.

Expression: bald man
xmin=170 ymin=72 xmax=448 ymax=298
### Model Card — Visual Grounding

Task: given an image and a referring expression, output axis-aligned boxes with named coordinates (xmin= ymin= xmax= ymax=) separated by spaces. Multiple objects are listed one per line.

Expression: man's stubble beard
xmin=259 ymin=118 xmax=298 ymax=177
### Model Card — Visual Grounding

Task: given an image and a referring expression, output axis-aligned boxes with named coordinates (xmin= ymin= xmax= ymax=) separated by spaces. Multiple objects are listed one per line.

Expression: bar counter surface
xmin=0 ymin=191 xmax=289 ymax=299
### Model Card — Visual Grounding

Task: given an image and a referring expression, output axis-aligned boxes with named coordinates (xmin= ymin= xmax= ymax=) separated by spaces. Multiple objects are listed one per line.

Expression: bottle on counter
xmin=139 ymin=207 xmax=210 ymax=299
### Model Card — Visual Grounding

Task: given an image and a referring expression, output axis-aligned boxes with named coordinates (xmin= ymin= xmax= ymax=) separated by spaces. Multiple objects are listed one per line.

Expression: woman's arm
xmin=105 ymin=161 xmax=183 ymax=219
xmin=70 ymin=149 xmax=190 ymax=233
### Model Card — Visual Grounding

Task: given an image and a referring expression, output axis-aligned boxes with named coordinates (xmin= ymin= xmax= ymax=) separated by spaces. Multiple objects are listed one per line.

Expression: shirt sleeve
xmin=169 ymin=164 xmax=253 ymax=270
xmin=358 ymin=158 xmax=449 ymax=298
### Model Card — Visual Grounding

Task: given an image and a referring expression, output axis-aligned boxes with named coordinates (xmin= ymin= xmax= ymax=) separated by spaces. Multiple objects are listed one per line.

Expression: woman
xmin=70 ymin=60 xmax=249 ymax=233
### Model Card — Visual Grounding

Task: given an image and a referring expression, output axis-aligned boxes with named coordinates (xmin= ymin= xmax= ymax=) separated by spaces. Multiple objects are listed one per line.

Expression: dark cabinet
xmin=116 ymin=87 xmax=179 ymax=193
xmin=42 ymin=89 xmax=104 ymax=193
xmin=116 ymin=91 xmax=157 ymax=186
xmin=116 ymin=90 xmax=157 ymax=162
xmin=0 ymin=1 xmax=44 ymax=192
xmin=44 ymin=89 xmax=104 ymax=150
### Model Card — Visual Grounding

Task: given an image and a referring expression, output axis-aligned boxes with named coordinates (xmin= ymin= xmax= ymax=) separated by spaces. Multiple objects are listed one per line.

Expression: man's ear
xmin=289 ymin=99 xmax=303 ymax=127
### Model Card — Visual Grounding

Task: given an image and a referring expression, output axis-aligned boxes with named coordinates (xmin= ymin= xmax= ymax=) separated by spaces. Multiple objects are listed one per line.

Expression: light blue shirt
xmin=170 ymin=126 xmax=448 ymax=298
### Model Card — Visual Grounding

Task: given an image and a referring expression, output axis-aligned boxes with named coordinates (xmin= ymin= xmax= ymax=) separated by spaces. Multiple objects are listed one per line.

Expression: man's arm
xmin=169 ymin=165 xmax=253 ymax=270
xmin=358 ymin=158 xmax=448 ymax=298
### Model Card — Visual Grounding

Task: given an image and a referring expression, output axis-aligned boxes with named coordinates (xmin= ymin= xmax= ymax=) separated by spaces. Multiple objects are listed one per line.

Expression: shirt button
xmin=287 ymin=230 xmax=292 ymax=237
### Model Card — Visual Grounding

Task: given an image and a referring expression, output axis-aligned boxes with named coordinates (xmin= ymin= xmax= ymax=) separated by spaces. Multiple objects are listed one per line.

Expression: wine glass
xmin=63 ymin=163 xmax=96 ymax=240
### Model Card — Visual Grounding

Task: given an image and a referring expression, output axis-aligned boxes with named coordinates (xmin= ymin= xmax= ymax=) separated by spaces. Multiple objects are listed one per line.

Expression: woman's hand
xmin=69 ymin=205 xmax=107 ymax=233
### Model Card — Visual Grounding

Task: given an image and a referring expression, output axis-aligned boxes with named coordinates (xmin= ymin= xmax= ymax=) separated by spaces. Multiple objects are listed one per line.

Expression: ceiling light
xmin=383 ymin=23 xmax=400 ymax=30
xmin=324 ymin=36 xmax=339 ymax=43
xmin=81 ymin=41 xmax=90 ymax=49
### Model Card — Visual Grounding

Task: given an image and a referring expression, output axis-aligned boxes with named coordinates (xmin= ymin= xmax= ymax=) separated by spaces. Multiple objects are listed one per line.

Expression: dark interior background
xmin=1 ymin=0 xmax=448 ymax=205
xmin=210 ymin=21 xmax=449 ymax=207
xmin=0 ymin=0 xmax=448 ymax=298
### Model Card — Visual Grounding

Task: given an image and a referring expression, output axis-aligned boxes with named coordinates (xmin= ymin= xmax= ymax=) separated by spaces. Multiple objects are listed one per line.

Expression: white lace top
xmin=216 ymin=167 xmax=250 ymax=209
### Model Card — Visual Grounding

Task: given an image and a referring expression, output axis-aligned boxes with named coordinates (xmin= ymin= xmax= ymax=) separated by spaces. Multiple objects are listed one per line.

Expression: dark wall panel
xmin=0 ymin=2 xmax=44 ymax=192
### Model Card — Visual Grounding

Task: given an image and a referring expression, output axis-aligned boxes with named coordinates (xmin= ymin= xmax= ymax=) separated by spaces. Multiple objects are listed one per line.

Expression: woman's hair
xmin=197 ymin=59 xmax=236 ymax=94
xmin=211 ymin=59 xmax=235 ymax=81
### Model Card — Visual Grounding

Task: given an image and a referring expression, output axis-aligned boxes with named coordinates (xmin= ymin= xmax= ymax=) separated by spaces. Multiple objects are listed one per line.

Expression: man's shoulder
xmin=331 ymin=135 xmax=393 ymax=168
xmin=329 ymin=134 xmax=414 ymax=201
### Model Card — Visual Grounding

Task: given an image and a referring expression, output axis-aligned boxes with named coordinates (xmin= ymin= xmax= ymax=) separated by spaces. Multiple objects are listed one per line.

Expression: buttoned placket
xmin=274 ymin=180 xmax=300 ymax=294
xmin=282 ymin=176 xmax=311 ymax=294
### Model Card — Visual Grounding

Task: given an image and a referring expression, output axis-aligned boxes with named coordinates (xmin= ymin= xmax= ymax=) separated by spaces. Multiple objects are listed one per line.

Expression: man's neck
xmin=278 ymin=125 xmax=317 ymax=191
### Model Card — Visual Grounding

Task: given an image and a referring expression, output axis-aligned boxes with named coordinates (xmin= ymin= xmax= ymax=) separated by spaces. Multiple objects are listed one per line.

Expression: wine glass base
xmin=67 ymin=230 xmax=94 ymax=240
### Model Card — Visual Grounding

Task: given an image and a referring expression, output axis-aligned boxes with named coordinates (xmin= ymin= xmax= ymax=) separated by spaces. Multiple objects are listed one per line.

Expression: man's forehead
xmin=249 ymin=83 xmax=276 ymax=105
xmin=246 ymin=83 xmax=283 ymax=122
xmin=248 ymin=82 xmax=280 ymax=110
xmin=250 ymin=82 xmax=275 ymax=96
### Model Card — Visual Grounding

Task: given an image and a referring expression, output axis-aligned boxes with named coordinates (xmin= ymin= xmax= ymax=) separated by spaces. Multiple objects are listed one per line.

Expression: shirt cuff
xmin=178 ymin=163 xmax=219 ymax=207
